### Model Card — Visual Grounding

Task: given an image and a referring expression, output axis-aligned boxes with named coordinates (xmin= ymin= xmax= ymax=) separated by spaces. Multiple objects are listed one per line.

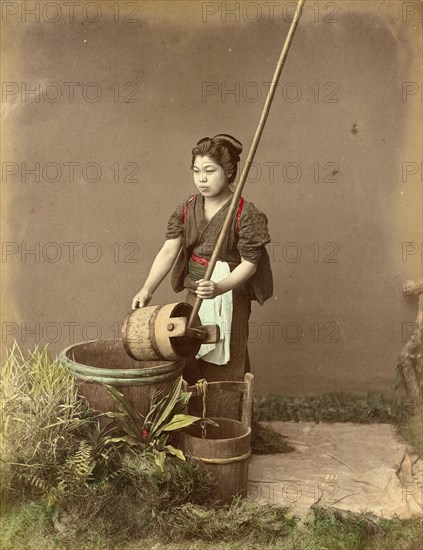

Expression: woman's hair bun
xmin=212 ymin=134 xmax=243 ymax=157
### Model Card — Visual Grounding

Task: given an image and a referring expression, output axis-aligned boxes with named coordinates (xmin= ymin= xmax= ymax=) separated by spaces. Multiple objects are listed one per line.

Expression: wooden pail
xmin=59 ymin=339 xmax=184 ymax=420
xmin=179 ymin=373 xmax=254 ymax=502
xmin=122 ymin=302 xmax=201 ymax=361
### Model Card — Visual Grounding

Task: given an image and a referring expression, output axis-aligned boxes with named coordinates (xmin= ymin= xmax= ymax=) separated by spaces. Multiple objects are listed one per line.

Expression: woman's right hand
xmin=132 ymin=288 xmax=153 ymax=309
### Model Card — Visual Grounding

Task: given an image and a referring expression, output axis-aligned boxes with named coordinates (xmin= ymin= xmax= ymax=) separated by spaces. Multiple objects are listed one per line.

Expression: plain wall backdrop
xmin=1 ymin=0 xmax=422 ymax=395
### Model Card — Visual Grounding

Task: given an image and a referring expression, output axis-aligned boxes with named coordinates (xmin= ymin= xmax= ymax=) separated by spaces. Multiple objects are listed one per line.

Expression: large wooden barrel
xmin=59 ymin=339 xmax=184 ymax=420
xmin=179 ymin=373 xmax=254 ymax=502
xmin=122 ymin=302 xmax=201 ymax=361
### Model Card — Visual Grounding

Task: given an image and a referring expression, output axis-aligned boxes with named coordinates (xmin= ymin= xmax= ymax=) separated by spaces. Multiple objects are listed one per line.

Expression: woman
xmin=132 ymin=134 xmax=273 ymax=390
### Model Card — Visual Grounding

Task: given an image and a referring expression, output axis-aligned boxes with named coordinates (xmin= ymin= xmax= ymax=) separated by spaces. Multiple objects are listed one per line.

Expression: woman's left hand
xmin=195 ymin=279 xmax=220 ymax=299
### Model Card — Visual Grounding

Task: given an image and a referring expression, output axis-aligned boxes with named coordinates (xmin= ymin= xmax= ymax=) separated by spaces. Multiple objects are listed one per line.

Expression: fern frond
xmin=57 ymin=440 xmax=95 ymax=492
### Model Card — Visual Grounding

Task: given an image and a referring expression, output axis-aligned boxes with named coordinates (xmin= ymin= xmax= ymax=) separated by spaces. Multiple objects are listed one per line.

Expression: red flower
xmin=141 ymin=428 xmax=149 ymax=441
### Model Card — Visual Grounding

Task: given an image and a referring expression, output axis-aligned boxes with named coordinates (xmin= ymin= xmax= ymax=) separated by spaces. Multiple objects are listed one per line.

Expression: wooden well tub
xmin=59 ymin=339 xmax=184 ymax=420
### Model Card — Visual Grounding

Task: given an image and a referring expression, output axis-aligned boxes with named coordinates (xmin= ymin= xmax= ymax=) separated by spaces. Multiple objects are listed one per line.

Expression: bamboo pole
xmin=188 ymin=0 xmax=306 ymax=328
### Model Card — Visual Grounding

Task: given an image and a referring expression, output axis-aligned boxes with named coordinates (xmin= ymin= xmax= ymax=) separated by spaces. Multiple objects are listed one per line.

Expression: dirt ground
xmin=248 ymin=421 xmax=423 ymax=519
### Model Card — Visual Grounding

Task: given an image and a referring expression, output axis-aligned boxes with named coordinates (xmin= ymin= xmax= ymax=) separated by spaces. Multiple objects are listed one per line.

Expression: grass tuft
xmin=251 ymin=420 xmax=294 ymax=455
xmin=160 ymin=497 xmax=294 ymax=543
xmin=398 ymin=402 xmax=423 ymax=454
xmin=254 ymin=391 xmax=408 ymax=424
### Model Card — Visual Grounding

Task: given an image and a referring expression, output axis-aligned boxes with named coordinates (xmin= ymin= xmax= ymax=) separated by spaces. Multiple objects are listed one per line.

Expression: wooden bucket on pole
xmin=122 ymin=302 xmax=202 ymax=361
xmin=179 ymin=373 xmax=254 ymax=502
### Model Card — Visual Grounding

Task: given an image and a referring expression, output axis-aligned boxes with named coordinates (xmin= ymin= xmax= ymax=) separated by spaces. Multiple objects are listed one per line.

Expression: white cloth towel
xmin=195 ymin=260 xmax=233 ymax=365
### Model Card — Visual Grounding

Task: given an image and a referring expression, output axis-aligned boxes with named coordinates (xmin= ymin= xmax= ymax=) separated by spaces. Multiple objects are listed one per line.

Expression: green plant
xmin=0 ymin=342 xmax=124 ymax=509
xmin=104 ymin=376 xmax=217 ymax=470
xmin=0 ymin=342 xmax=93 ymax=501
xmin=0 ymin=342 xmax=87 ymax=459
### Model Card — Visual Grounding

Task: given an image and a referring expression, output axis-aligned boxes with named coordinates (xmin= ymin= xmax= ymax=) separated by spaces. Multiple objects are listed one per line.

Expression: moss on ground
xmin=253 ymin=391 xmax=409 ymax=424
xmin=1 ymin=499 xmax=422 ymax=550
xmin=251 ymin=420 xmax=294 ymax=455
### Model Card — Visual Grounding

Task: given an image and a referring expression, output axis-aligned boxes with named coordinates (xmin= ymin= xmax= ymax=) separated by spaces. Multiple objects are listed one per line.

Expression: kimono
xmin=165 ymin=193 xmax=273 ymax=397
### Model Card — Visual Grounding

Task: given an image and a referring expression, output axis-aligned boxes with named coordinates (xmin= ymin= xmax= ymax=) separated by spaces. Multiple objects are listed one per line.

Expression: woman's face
xmin=192 ymin=155 xmax=230 ymax=199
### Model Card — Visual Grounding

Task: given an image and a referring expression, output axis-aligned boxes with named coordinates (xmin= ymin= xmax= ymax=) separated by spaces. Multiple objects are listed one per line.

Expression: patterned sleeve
xmin=165 ymin=198 xmax=187 ymax=240
xmin=237 ymin=202 xmax=271 ymax=264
